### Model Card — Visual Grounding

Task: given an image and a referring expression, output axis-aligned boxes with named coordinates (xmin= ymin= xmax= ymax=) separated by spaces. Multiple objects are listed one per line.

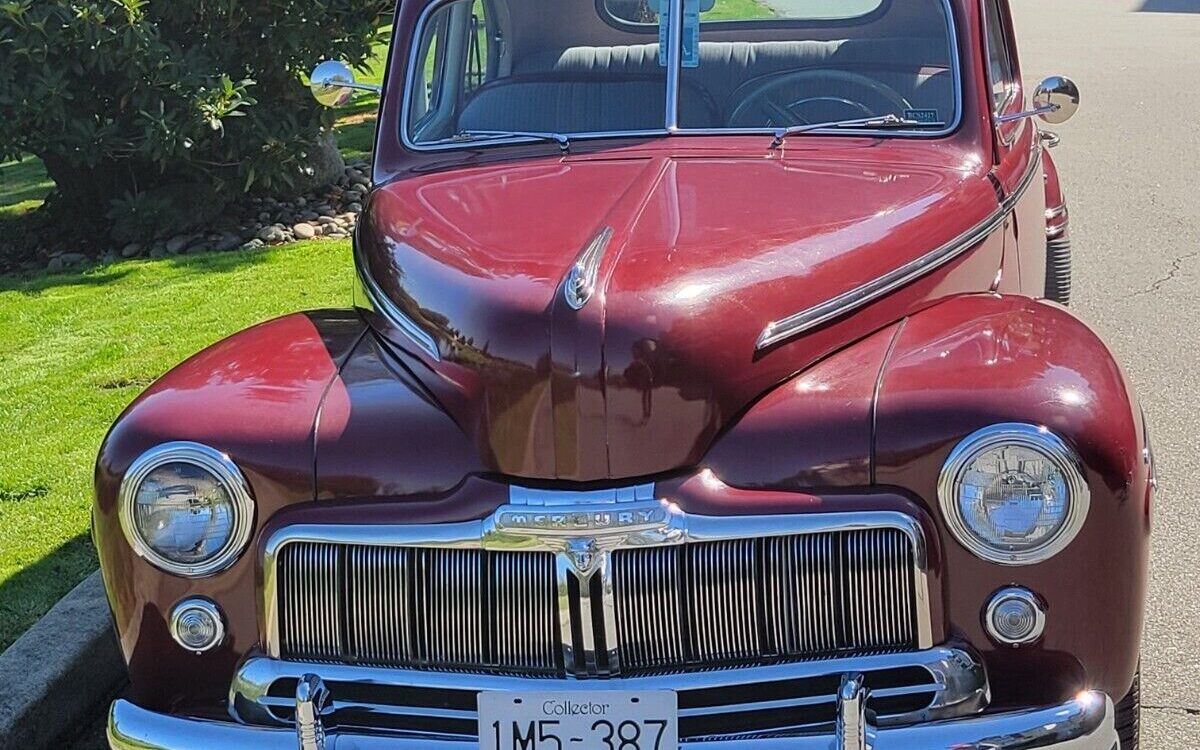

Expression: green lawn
xmin=0 ymin=156 xmax=52 ymax=220
xmin=702 ymin=0 xmax=777 ymax=20
xmin=0 ymin=37 xmax=388 ymax=652
xmin=333 ymin=32 xmax=390 ymax=162
xmin=0 ymin=242 xmax=353 ymax=652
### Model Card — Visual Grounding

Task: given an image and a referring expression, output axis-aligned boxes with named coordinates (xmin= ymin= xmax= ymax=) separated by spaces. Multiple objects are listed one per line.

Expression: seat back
xmin=459 ymin=73 xmax=721 ymax=133
xmin=515 ymin=39 xmax=953 ymax=122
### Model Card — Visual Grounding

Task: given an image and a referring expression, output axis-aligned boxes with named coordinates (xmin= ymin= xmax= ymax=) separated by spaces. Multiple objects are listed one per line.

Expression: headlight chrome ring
xmin=118 ymin=442 xmax=254 ymax=577
xmin=938 ymin=423 xmax=1090 ymax=566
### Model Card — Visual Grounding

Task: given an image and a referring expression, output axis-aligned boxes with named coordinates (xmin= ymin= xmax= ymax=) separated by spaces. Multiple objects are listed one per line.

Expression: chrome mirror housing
xmin=1032 ymin=76 xmax=1080 ymax=125
xmin=309 ymin=60 xmax=381 ymax=107
xmin=996 ymin=76 xmax=1080 ymax=126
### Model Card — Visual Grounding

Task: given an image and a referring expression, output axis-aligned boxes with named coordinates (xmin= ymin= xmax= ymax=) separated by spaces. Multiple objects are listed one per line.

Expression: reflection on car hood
xmin=357 ymin=145 xmax=999 ymax=481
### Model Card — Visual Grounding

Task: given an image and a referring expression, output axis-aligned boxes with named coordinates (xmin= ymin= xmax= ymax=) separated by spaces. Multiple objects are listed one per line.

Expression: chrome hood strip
xmin=756 ymin=147 xmax=1044 ymax=352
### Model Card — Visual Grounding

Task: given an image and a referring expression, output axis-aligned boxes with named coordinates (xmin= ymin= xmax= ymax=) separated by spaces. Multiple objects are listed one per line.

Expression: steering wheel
xmin=728 ymin=69 xmax=913 ymax=129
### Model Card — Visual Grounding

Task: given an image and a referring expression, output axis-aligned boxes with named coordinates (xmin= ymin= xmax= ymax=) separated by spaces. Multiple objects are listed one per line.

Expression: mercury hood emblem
xmin=563 ymin=227 xmax=614 ymax=310
xmin=484 ymin=484 xmax=681 ymax=577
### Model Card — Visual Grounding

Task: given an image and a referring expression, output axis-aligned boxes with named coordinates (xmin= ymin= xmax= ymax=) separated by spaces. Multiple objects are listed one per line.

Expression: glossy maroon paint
xmin=358 ymin=146 xmax=1005 ymax=481
xmin=874 ymin=295 xmax=1150 ymax=705
xmin=94 ymin=311 xmax=365 ymax=709
xmin=92 ymin=0 xmax=1147 ymax=724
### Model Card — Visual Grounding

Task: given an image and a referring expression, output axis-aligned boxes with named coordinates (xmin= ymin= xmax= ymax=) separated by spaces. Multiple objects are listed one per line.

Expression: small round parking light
xmin=985 ymin=587 xmax=1046 ymax=646
xmin=170 ymin=599 xmax=225 ymax=654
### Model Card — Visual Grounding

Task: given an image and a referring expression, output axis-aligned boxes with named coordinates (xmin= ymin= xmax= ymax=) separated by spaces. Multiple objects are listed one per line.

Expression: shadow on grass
xmin=336 ymin=119 xmax=379 ymax=163
xmin=0 ymin=265 xmax=135 ymax=296
xmin=1137 ymin=0 xmax=1200 ymax=10
xmin=0 ymin=156 xmax=52 ymax=208
xmin=0 ymin=533 xmax=97 ymax=653
xmin=0 ymin=243 xmax=283 ymax=296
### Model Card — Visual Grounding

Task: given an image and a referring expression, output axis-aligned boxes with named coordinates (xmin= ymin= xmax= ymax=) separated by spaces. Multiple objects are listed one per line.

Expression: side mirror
xmin=996 ymin=76 xmax=1080 ymax=126
xmin=309 ymin=60 xmax=381 ymax=107
xmin=1032 ymin=76 xmax=1080 ymax=125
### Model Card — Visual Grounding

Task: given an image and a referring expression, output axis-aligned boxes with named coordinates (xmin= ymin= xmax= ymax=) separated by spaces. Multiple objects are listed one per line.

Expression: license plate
xmin=479 ymin=690 xmax=678 ymax=750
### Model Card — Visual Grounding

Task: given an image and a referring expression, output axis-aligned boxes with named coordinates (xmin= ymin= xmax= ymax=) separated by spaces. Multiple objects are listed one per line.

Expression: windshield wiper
xmin=456 ymin=129 xmax=571 ymax=153
xmin=770 ymin=114 xmax=946 ymax=149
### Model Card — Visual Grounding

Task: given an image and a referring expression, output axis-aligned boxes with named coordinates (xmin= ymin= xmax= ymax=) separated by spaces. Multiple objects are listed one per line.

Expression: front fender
xmin=93 ymin=311 xmax=366 ymax=711
xmin=875 ymin=294 xmax=1150 ymax=708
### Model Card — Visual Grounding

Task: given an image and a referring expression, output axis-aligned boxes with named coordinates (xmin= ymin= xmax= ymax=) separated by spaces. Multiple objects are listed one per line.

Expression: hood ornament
xmin=563 ymin=227 xmax=614 ymax=310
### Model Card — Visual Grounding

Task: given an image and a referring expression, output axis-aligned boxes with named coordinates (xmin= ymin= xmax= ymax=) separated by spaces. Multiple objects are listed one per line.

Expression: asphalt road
xmin=1009 ymin=0 xmax=1200 ymax=745
xmin=68 ymin=2 xmax=1200 ymax=747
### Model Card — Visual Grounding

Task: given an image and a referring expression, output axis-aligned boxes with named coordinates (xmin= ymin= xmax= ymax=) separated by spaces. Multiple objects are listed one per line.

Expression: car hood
xmin=357 ymin=146 xmax=999 ymax=482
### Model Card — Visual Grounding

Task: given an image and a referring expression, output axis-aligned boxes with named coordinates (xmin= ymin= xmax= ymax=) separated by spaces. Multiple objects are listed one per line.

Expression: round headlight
xmin=938 ymin=424 xmax=1089 ymax=565
xmin=118 ymin=442 xmax=254 ymax=577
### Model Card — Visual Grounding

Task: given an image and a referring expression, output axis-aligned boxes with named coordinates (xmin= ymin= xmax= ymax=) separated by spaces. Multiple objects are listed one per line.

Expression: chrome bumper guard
xmin=108 ymin=688 xmax=1117 ymax=750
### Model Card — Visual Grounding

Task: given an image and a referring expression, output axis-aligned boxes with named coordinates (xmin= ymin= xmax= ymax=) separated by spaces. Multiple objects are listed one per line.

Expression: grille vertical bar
xmin=278 ymin=544 xmax=559 ymax=673
xmin=278 ymin=542 xmax=344 ymax=661
xmin=492 ymin=551 xmax=560 ymax=671
xmin=346 ymin=546 xmax=413 ymax=665
xmin=413 ymin=548 xmax=484 ymax=666
xmin=687 ymin=539 xmax=760 ymax=662
xmin=613 ymin=528 xmax=918 ymax=671
xmin=611 ymin=546 xmax=684 ymax=669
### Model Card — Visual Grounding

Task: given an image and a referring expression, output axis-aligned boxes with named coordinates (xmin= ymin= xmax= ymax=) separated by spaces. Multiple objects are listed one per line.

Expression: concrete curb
xmin=0 ymin=571 xmax=125 ymax=750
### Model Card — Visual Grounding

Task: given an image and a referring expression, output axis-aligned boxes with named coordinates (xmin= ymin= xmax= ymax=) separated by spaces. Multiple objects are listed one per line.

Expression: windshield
xmin=404 ymin=0 xmax=959 ymax=148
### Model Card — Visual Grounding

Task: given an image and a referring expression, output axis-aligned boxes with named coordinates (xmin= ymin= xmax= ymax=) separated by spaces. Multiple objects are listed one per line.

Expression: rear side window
xmin=982 ymin=0 xmax=1016 ymax=110
xmin=603 ymin=0 xmax=885 ymax=25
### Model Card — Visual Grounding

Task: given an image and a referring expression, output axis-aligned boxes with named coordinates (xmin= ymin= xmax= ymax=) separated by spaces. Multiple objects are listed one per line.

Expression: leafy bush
xmin=0 ymin=0 xmax=391 ymax=239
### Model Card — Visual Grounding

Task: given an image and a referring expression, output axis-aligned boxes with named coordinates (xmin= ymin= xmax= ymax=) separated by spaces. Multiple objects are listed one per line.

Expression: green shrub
xmin=0 ymin=0 xmax=391 ymax=238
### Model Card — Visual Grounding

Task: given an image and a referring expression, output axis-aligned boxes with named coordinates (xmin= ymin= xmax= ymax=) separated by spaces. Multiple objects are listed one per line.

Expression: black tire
xmin=1045 ymin=233 xmax=1073 ymax=305
xmin=1116 ymin=668 xmax=1140 ymax=750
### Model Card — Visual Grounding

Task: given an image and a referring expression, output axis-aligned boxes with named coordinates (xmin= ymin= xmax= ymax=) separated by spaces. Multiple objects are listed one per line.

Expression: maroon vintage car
xmin=98 ymin=0 xmax=1151 ymax=748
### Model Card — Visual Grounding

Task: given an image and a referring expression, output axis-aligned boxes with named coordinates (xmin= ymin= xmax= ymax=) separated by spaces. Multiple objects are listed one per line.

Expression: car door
xmin=981 ymin=0 xmax=1048 ymax=297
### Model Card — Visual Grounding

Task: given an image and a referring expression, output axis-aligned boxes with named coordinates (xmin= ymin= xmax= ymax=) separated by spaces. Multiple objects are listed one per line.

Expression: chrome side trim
xmin=937 ymin=423 xmax=1091 ymax=566
xmin=354 ymin=240 xmax=441 ymax=361
xmin=756 ymin=146 xmax=1043 ymax=351
xmin=1046 ymin=204 xmax=1068 ymax=220
xmin=398 ymin=0 xmax=963 ymax=152
xmin=231 ymin=646 xmax=987 ymax=728
xmin=118 ymin=442 xmax=255 ymax=578
xmin=261 ymin=503 xmax=934 ymax=662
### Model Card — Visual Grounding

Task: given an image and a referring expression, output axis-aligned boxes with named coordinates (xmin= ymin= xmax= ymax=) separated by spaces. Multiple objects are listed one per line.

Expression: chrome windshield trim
xmin=756 ymin=144 xmax=1043 ymax=351
xmin=399 ymin=0 xmax=963 ymax=152
xmin=353 ymin=234 xmax=441 ymax=361
xmin=231 ymin=645 xmax=985 ymax=728
xmin=260 ymin=499 xmax=934 ymax=662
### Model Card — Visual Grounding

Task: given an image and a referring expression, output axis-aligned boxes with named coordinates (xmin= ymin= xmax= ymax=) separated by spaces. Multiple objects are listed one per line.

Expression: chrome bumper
xmin=109 ymin=691 xmax=1118 ymax=750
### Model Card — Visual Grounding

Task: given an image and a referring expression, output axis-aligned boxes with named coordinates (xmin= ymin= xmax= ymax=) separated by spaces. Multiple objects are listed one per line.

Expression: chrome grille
xmin=613 ymin=528 xmax=918 ymax=672
xmin=277 ymin=544 xmax=560 ymax=672
xmin=272 ymin=513 xmax=921 ymax=672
